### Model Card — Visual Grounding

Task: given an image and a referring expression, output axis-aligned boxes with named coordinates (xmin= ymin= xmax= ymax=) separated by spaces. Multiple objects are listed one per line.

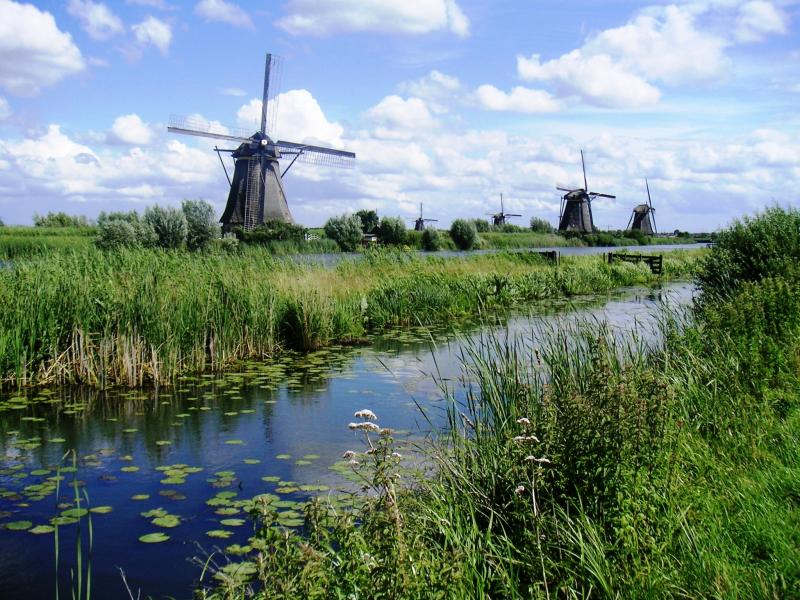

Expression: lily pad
xmin=220 ymin=518 xmax=246 ymax=527
xmin=131 ymin=494 xmax=150 ymax=501
xmin=224 ymin=439 xmax=245 ymax=445
xmin=243 ymin=459 xmax=261 ymax=465
xmin=29 ymin=525 xmax=55 ymax=535
xmin=5 ymin=520 xmax=32 ymax=531
xmin=61 ymin=508 xmax=89 ymax=518
xmin=214 ymin=561 xmax=257 ymax=582
xmin=122 ymin=428 xmax=138 ymax=434
xmin=139 ymin=532 xmax=169 ymax=544
xmin=152 ymin=514 xmax=180 ymax=528
xmin=275 ymin=454 xmax=291 ymax=460
xmin=90 ymin=506 xmax=113 ymax=514
xmin=261 ymin=476 xmax=280 ymax=483
xmin=155 ymin=440 xmax=171 ymax=446
xmin=121 ymin=466 xmax=140 ymax=473
xmin=206 ymin=529 xmax=233 ymax=539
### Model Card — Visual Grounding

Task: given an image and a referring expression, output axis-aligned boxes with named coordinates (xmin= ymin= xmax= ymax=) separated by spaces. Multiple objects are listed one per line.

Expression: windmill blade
xmin=261 ymin=53 xmax=284 ymax=136
xmin=557 ymin=186 xmax=578 ymax=193
xmin=589 ymin=192 xmax=616 ymax=199
xmin=507 ymin=213 xmax=522 ymax=217
xmin=646 ymin=178 xmax=653 ymax=210
xmin=581 ymin=149 xmax=588 ymax=191
xmin=168 ymin=114 xmax=250 ymax=143
xmin=276 ymin=140 xmax=355 ymax=169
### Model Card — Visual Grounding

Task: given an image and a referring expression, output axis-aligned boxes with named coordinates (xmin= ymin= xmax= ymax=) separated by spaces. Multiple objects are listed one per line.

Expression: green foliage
xmin=235 ymin=220 xmax=307 ymax=244
xmin=376 ymin=216 xmax=407 ymax=245
xmin=323 ymin=214 xmax=363 ymax=252
xmin=471 ymin=218 xmax=490 ymax=232
xmin=0 ymin=217 xmax=4 ymax=227
xmin=355 ymin=209 xmax=379 ymax=234
xmin=530 ymin=216 xmax=554 ymax=233
xmin=143 ymin=206 xmax=187 ymax=249
xmin=95 ymin=219 xmax=139 ymax=250
xmin=33 ymin=211 xmax=89 ymax=228
xmin=421 ymin=227 xmax=441 ymax=251
xmin=182 ymin=199 xmax=219 ymax=251
xmin=623 ymin=228 xmax=647 ymax=245
xmin=493 ymin=223 xmax=526 ymax=233
xmin=450 ymin=219 xmax=479 ymax=250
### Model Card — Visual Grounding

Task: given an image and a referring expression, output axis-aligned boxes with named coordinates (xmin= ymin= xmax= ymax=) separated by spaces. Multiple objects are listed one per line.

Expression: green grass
xmin=0 ymin=226 xmax=95 ymax=259
xmin=0 ymin=247 xmax=699 ymax=387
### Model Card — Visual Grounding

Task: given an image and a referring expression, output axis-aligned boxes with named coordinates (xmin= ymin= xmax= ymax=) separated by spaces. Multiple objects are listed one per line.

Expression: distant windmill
xmin=488 ymin=193 xmax=522 ymax=226
xmin=557 ymin=150 xmax=615 ymax=233
xmin=167 ymin=53 xmax=356 ymax=231
xmin=627 ymin=179 xmax=658 ymax=235
xmin=412 ymin=203 xmax=438 ymax=231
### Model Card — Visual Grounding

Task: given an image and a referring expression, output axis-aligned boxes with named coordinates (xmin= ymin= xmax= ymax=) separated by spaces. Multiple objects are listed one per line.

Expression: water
xmin=0 ymin=282 xmax=693 ymax=599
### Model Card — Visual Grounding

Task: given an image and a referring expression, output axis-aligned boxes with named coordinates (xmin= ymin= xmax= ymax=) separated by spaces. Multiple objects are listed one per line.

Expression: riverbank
xmin=0 ymin=248 xmax=700 ymax=388
xmin=197 ymin=208 xmax=800 ymax=599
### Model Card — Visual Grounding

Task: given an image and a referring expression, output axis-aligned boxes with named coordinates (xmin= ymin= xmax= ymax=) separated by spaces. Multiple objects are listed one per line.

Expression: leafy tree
xmin=355 ymin=209 xmax=379 ymax=234
xmin=144 ymin=206 xmax=187 ymax=249
xmin=450 ymin=219 xmax=479 ymax=250
xmin=33 ymin=212 xmax=89 ymax=227
xmin=182 ymin=199 xmax=219 ymax=250
xmin=471 ymin=219 xmax=490 ymax=233
xmin=95 ymin=219 xmax=140 ymax=250
xmin=377 ymin=216 xmax=406 ymax=245
xmin=324 ymin=214 xmax=363 ymax=252
xmin=421 ymin=227 xmax=441 ymax=251
xmin=530 ymin=217 xmax=553 ymax=233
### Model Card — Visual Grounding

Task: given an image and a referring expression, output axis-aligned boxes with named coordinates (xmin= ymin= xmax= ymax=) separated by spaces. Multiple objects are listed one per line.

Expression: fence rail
xmin=607 ymin=252 xmax=663 ymax=275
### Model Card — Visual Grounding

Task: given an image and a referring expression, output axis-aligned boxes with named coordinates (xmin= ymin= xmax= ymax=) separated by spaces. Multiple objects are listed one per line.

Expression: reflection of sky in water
xmin=0 ymin=282 xmax=692 ymax=599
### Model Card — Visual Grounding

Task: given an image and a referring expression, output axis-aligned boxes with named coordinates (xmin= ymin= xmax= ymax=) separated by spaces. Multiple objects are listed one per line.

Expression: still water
xmin=0 ymin=282 xmax=692 ymax=599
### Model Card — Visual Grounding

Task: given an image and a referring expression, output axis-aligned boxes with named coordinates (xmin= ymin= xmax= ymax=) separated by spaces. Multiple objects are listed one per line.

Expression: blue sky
xmin=0 ymin=0 xmax=797 ymax=230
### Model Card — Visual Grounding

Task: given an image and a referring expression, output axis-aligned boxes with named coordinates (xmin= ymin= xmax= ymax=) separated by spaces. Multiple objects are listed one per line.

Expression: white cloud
xmin=0 ymin=0 xmax=85 ymax=96
xmin=67 ymin=0 xmax=124 ymax=41
xmin=237 ymin=89 xmax=345 ymax=147
xmin=277 ymin=0 xmax=469 ymax=37
xmin=399 ymin=70 xmax=462 ymax=113
xmin=366 ymin=95 xmax=438 ymax=137
xmin=108 ymin=113 xmax=154 ymax=145
xmin=0 ymin=96 xmax=10 ymax=120
xmin=473 ymin=84 xmax=561 ymax=113
xmin=735 ymin=1 xmax=788 ymax=42
xmin=132 ymin=16 xmax=172 ymax=54
xmin=194 ymin=0 xmax=253 ymax=29
xmin=220 ymin=87 xmax=247 ymax=97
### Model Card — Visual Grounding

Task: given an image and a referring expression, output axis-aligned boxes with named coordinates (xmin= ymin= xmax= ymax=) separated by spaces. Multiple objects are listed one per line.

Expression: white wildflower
xmin=525 ymin=456 xmax=551 ymax=464
xmin=380 ymin=428 xmax=393 ymax=436
xmin=348 ymin=459 xmax=360 ymax=466
xmin=348 ymin=422 xmax=380 ymax=432
xmin=514 ymin=485 xmax=526 ymax=496
xmin=354 ymin=409 xmax=377 ymax=421
xmin=342 ymin=450 xmax=356 ymax=459
xmin=516 ymin=417 xmax=531 ymax=426
xmin=391 ymin=452 xmax=402 ymax=459
xmin=512 ymin=435 xmax=540 ymax=444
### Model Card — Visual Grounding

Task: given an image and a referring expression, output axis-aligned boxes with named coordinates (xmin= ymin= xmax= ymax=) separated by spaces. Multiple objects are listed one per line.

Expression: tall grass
xmin=0 ymin=226 xmax=95 ymax=259
xmin=0 ymin=248 xmax=699 ymax=387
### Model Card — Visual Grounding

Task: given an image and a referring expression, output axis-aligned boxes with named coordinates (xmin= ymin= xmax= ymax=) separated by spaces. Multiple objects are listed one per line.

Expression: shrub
xmin=450 ymin=219 xmax=479 ymax=250
xmin=421 ymin=227 xmax=441 ymax=251
xmin=95 ymin=219 xmax=139 ymax=250
xmin=234 ymin=220 xmax=306 ymax=245
xmin=530 ymin=217 xmax=553 ymax=233
xmin=143 ymin=206 xmax=187 ymax=249
xmin=324 ymin=214 xmax=363 ymax=252
xmin=33 ymin=212 xmax=89 ymax=228
xmin=623 ymin=229 xmax=647 ymax=245
xmin=494 ymin=223 xmax=525 ymax=233
xmin=377 ymin=216 xmax=406 ymax=245
xmin=472 ymin=219 xmax=490 ymax=233
xmin=355 ymin=209 xmax=379 ymax=234
xmin=182 ymin=199 xmax=219 ymax=250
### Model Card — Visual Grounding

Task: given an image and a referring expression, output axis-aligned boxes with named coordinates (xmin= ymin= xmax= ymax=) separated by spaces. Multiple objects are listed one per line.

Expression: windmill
xmin=412 ymin=203 xmax=438 ymax=231
xmin=488 ymin=193 xmax=522 ymax=227
xmin=626 ymin=179 xmax=658 ymax=235
xmin=557 ymin=150 xmax=615 ymax=233
xmin=167 ymin=53 xmax=355 ymax=231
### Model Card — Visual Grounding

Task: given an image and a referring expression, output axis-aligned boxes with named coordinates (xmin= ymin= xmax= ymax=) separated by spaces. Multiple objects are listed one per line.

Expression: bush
xmin=530 ymin=217 xmax=553 ymax=233
xmin=33 ymin=212 xmax=89 ymax=228
xmin=377 ymin=216 xmax=406 ymax=245
xmin=450 ymin=219 xmax=479 ymax=250
xmin=234 ymin=220 xmax=306 ymax=245
xmin=472 ymin=219 xmax=490 ymax=233
xmin=182 ymin=199 xmax=219 ymax=250
xmin=143 ymin=206 xmax=187 ymax=250
xmin=494 ymin=223 xmax=525 ymax=233
xmin=324 ymin=214 xmax=363 ymax=252
xmin=421 ymin=227 xmax=441 ymax=251
xmin=95 ymin=219 xmax=139 ymax=250
xmin=355 ymin=209 xmax=379 ymax=234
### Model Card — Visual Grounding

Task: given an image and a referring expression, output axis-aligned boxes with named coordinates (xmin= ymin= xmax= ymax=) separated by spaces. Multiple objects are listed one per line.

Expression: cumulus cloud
xmin=194 ymin=0 xmax=253 ymax=29
xmin=277 ymin=0 xmax=469 ymax=37
xmin=399 ymin=70 xmax=462 ymax=113
xmin=0 ymin=0 xmax=85 ymax=96
xmin=132 ymin=16 xmax=172 ymax=54
xmin=365 ymin=95 xmax=438 ymax=138
xmin=734 ymin=0 xmax=788 ymax=42
xmin=0 ymin=96 xmax=10 ymax=120
xmin=67 ymin=0 xmax=124 ymax=40
xmin=473 ymin=84 xmax=561 ymax=113
xmin=220 ymin=87 xmax=247 ymax=97
xmin=107 ymin=114 xmax=154 ymax=145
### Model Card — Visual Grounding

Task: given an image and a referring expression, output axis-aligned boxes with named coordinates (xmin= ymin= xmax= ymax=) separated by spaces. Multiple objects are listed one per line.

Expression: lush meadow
xmin=0 ymin=248 xmax=698 ymax=387
xmin=196 ymin=208 xmax=799 ymax=599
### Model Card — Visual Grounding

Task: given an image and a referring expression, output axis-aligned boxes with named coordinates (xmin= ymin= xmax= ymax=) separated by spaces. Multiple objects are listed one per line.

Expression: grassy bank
xmin=0 ymin=248 xmax=698 ymax=387
xmin=197 ymin=208 xmax=799 ymax=599
xmin=0 ymin=226 xmax=95 ymax=259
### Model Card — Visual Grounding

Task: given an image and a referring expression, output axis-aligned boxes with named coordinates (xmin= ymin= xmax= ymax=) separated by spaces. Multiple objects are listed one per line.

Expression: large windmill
xmin=168 ymin=53 xmax=355 ymax=231
xmin=557 ymin=150 xmax=615 ymax=233
xmin=488 ymin=193 xmax=522 ymax=227
xmin=412 ymin=203 xmax=438 ymax=231
xmin=627 ymin=179 xmax=658 ymax=235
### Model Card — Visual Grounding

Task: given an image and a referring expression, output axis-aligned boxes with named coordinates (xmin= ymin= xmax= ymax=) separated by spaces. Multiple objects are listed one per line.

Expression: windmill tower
xmin=413 ymin=203 xmax=438 ymax=231
xmin=627 ymin=179 xmax=658 ymax=235
xmin=488 ymin=193 xmax=522 ymax=227
xmin=557 ymin=150 xmax=615 ymax=233
xmin=168 ymin=53 xmax=355 ymax=231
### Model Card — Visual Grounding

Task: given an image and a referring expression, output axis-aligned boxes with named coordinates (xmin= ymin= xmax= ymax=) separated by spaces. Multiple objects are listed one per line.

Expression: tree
xmin=144 ymin=206 xmax=187 ymax=249
xmin=182 ymin=199 xmax=219 ymax=250
xmin=530 ymin=217 xmax=553 ymax=233
xmin=421 ymin=227 xmax=441 ymax=251
xmin=33 ymin=212 xmax=89 ymax=227
xmin=324 ymin=214 xmax=363 ymax=252
xmin=355 ymin=209 xmax=379 ymax=234
xmin=377 ymin=216 xmax=406 ymax=245
xmin=471 ymin=219 xmax=490 ymax=233
xmin=450 ymin=219 xmax=479 ymax=250
xmin=96 ymin=219 xmax=140 ymax=250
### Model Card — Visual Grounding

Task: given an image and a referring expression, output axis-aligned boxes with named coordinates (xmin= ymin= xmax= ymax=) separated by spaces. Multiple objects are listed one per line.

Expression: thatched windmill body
xmin=557 ymin=150 xmax=615 ymax=233
xmin=626 ymin=179 xmax=658 ymax=235
xmin=413 ymin=203 xmax=438 ymax=231
xmin=168 ymin=53 xmax=355 ymax=231
xmin=489 ymin=194 xmax=521 ymax=226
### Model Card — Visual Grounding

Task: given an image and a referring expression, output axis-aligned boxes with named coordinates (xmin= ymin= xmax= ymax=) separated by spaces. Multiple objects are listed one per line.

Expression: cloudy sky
xmin=0 ymin=0 xmax=797 ymax=230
